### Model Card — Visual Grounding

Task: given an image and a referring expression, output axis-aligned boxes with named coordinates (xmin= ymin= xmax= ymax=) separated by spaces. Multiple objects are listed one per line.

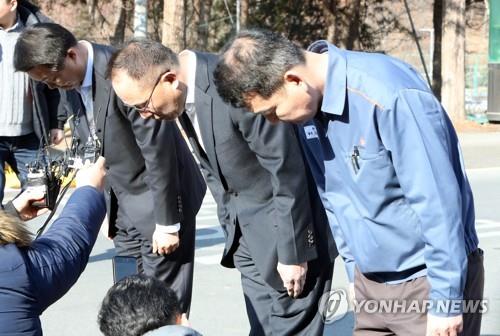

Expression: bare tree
xmin=134 ymin=0 xmax=148 ymax=37
xmin=240 ymin=0 xmax=249 ymax=28
xmin=322 ymin=0 xmax=337 ymax=43
xmin=87 ymin=0 xmax=98 ymax=24
xmin=440 ymin=0 xmax=466 ymax=119
xmin=191 ymin=0 xmax=211 ymax=49
xmin=163 ymin=0 xmax=186 ymax=52
xmin=111 ymin=0 xmax=129 ymax=45
xmin=432 ymin=0 xmax=443 ymax=100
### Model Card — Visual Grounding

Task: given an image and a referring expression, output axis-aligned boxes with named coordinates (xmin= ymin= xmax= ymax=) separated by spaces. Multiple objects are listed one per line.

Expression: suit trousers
xmin=353 ymin=248 xmax=485 ymax=336
xmin=113 ymin=205 xmax=196 ymax=315
xmin=233 ymin=233 xmax=334 ymax=336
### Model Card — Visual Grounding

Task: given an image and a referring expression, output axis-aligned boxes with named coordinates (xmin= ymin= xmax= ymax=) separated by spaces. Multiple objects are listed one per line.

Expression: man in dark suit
xmin=108 ymin=39 xmax=337 ymax=335
xmin=13 ymin=24 xmax=206 ymax=314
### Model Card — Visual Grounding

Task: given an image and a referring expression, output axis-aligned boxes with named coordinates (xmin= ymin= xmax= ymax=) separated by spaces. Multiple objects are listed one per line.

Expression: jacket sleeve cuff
xmin=3 ymin=201 xmax=21 ymax=219
xmin=155 ymin=223 xmax=181 ymax=233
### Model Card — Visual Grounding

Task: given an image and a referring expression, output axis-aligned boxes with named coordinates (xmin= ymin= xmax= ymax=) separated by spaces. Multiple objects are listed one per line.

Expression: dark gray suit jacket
xmin=180 ymin=52 xmax=337 ymax=290
xmin=66 ymin=44 xmax=206 ymax=241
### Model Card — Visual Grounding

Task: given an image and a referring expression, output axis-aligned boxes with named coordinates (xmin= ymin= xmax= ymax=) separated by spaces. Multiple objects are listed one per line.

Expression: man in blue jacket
xmin=0 ymin=157 xmax=107 ymax=336
xmin=213 ymin=29 xmax=484 ymax=336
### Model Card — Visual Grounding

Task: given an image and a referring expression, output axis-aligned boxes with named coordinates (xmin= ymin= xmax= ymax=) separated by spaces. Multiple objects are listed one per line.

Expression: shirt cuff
xmin=155 ymin=223 xmax=180 ymax=234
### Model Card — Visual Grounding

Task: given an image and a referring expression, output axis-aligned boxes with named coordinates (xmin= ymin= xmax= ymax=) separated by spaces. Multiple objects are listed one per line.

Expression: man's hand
xmin=426 ymin=314 xmax=463 ymax=336
xmin=75 ymin=157 xmax=106 ymax=191
xmin=11 ymin=189 xmax=49 ymax=221
xmin=179 ymin=313 xmax=190 ymax=327
xmin=152 ymin=230 xmax=179 ymax=255
xmin=49 ymin=128 xmax=64 ymax=145
xmin=277 ymin=261 xmax=308 ymax=298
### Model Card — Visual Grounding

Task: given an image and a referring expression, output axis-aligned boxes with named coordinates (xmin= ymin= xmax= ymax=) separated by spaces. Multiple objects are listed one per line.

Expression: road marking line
xmin=195 ymin=254 xmax=222 ymax=265
xmin=478 ymin=231 xmax=500 ymax=238
xmin=196 ymin=215 xmax=219 ymax=220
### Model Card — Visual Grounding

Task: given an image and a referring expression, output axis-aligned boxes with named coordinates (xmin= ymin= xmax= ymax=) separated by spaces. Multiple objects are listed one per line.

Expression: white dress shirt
xmin=76 ymin=40 xmax=96 ymax=138
xmin=179 ymin=50 xmax=205 ymax=151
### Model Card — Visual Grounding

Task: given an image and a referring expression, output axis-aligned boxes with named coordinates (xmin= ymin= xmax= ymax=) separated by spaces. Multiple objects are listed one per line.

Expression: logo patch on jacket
xmin=304 ymin=125 xmax=318 ymax=139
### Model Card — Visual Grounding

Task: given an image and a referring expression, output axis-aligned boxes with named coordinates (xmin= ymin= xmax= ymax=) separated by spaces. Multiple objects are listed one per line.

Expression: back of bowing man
xmin=108 ymin=39 xmax=337 ymax=336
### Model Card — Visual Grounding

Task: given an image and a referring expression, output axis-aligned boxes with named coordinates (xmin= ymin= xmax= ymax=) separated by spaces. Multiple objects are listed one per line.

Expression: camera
xmin=68 ymin=136 xmax=101 ymax=169
xmin=25 ymin=165 xmax=61 ymax=210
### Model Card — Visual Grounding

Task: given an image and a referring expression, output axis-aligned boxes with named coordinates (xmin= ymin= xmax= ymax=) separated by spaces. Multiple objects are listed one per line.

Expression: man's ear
xmin=284 ymin=70 xmax=303 ymax=86
xmin=67 ymin=48 xmax=78 ymax=62
xmin=162 ymin=72 xmax=179 ymax=90
xmin=10 ymin=0 xmax=18 ymax=12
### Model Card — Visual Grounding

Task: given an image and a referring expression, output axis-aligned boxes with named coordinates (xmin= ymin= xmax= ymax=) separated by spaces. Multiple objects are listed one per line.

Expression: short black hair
xmin=213 ymin=29 xmax=305 ymax=109
xmin=98 ymin=275 xmax=181 ymax=336
xmin=107 ymin=39 xmax=179 ymax=84
xmin=14 ymin=22 xmax=77 ymax=72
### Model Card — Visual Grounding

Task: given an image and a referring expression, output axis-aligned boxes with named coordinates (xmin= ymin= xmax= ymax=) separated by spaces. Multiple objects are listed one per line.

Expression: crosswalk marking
xmin=477 ymin=231 xmax=500 ymax=238
xmin=475 ymin=219 xmax=500 ymax=239
xmin=195 ymin=195 xmax=225 ymax=265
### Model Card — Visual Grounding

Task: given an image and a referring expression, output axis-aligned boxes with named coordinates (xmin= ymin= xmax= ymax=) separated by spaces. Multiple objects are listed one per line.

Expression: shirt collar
xmin=179 ymin=49 xmax=197 ymax=107
xmin=307 ymin=40 xmax=347 ymax=116
xmin=79 ymin=40 xmax=94 ymax=89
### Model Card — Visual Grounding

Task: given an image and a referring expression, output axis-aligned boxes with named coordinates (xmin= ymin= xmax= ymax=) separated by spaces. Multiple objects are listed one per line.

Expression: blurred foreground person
xmin=98 ymin=275 xmax=202 ymax=336
xmin=0 ymin=157 xmax=107 ymax=336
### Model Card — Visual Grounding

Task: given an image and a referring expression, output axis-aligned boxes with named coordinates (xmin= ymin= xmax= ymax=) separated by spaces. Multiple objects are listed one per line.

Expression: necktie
xmin=179 ymin=111 xmax=208 ymax=160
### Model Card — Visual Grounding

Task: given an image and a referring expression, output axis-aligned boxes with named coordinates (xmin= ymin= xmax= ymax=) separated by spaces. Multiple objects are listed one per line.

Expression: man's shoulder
xmin=91 ymin=43 xmax=116 ymax=81
xmin=92 ymin=43 xmax=116 ymax=62
xmin=18 ymin=1 xmax=51 ymax=26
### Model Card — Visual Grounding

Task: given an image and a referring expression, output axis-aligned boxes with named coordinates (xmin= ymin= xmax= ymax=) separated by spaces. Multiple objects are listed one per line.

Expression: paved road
xmin=5 ymin=132 xmax=499 ymax=335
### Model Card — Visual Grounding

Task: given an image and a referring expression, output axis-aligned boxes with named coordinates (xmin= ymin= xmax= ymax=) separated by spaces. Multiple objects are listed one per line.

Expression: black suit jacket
xmin=67 ymin=44 xmax=206 ymax=240
xmin=180 ymin=52 xmax=337 ymax=290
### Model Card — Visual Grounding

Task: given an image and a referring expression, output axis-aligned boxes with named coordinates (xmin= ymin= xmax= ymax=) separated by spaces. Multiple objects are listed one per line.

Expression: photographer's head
xmin=0 ymin=213 xmax=32 ymax=247
xmin=14 ymin=22 xmax=86 ymax=90
xmin=108 ymin=39 xmax=186 ymax=121
xmin=98 ymin=275 xmax=182 ymax=336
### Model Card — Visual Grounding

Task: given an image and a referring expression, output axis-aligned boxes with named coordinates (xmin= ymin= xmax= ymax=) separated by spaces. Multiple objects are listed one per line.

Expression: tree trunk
xmin=111 ymin=0 xmax=128 ymax=45
xmin=345 ymin=0 xmax=362 ymax=50
xmin=87 ymin=0 xmax=98 ymax=24
xmin=134 ymin=0 xmax=148 ymax=37
xmin=163 ymin=0 xmax=186 ymax=52
xmin=322 ymin=0 xmax=337 ymax=44
xmin=432 ymin=0 xmax=443 ymax=100
xmin=440 ymin=0 xmax=466 ymax=119
xmin=240 ymin=0 xmax=249 ymax=28
xmin=192 ymin=0 xmax=211 ymax=49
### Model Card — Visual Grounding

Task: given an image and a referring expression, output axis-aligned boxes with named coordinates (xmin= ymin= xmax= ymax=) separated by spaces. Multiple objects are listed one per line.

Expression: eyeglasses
xmin=126 ymin=70 xmax=168 ymax=113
